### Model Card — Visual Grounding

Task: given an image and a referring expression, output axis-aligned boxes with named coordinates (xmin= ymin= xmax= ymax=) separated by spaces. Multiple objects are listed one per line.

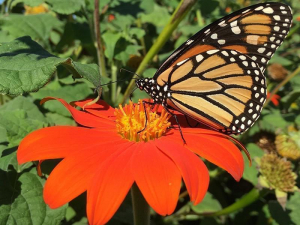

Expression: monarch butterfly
xmin=135 ymin=2 xmax=292 ymax=135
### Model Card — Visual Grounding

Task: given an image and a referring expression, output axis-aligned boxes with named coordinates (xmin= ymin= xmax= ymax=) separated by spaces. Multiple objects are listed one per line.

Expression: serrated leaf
xmin=0 ymin=110 xmax=47 ymax=146
xmin=0 ymin=96 xmax=46 ymax=123
xmin=191 ymin=192 xmax=222 ymax=213
xmin=0 ymin=36 xmax=102 ymax=95
xmin=0 ymin=170 xmax=67 ymax=225
xmin=71 ymin=62 xmax=103 ymax=89
xmin=46 ymin=0 xmax=85 ymax=14
xmin=0 ymin=14 xmax=63 ymax=44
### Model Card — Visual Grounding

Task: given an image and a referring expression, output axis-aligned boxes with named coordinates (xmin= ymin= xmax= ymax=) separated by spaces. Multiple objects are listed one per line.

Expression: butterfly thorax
xmin=135 ymin=78 xmax=169 ymax=104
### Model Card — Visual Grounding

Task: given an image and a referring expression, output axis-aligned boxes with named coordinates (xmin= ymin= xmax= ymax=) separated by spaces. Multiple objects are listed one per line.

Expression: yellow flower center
xmin=115 ymin=100 xmax=171 ymax=142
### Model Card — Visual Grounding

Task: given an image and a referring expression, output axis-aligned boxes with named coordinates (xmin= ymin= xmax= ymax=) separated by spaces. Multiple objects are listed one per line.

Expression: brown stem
xmin=94 ymin=0 xmax=108 ymax=78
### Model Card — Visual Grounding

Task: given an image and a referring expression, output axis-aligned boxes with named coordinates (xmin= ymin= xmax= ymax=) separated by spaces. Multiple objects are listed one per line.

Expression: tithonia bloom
xmin=17 ymin=98 xmax=246 ymax=224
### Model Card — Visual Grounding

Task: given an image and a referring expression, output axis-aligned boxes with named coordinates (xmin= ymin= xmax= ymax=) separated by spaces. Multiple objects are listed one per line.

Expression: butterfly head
xmin=135 ymin=78 xmax=167 ymax=104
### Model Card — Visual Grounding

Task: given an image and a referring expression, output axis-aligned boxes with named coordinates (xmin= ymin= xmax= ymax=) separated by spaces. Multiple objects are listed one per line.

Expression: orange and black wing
xmin=157 ymin=49 xmax=266 ymax=134
xmin=154 ymin=2 xmax=292 ymax=78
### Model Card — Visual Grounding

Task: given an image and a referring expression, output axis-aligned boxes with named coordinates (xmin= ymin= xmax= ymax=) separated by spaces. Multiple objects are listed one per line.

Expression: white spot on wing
xmin=218 ymin=39 xmax=226 ymax=45
xmin=207 ymin=50 xmax=219 ymax=54
xmin=196 ymin=54 xmax=204 ymax=62
xmin=231 ymin=26 xmax=241 ymax=34
xmin=221 ymin=51 xmax=229 ymax=56
xmin=230 ymin=21 xmax=237 ymax=27
xmin=262 ymin=7 xmax=274 ymax=14
xmin=273 ymin=15 xmax=280 ymax=21
xmin=243 ymin=61 xmax=248 ymax=66
xmin=211 ymin=33 xmax=218 ymax=39
xmin=258 ymin=47 xmax=266 ymax=53
xmin=186 ymin=39 xmax=194 ymax=45
xmin=255 ymin=6 xmax=264 ymax=11
xmin=177 ymin=59 xmax=188 ymax=66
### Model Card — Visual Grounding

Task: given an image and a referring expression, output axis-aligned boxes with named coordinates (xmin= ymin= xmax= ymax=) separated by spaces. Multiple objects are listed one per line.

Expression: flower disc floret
xmin=115 ymin=100 xmax=171 ymax=142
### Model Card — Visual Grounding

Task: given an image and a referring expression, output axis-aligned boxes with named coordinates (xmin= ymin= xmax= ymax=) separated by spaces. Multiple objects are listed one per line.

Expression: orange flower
xmin=17 ymin=98 xmax=245 ymax=224
xmin=267 ymin=93 xmax=280 ymax=106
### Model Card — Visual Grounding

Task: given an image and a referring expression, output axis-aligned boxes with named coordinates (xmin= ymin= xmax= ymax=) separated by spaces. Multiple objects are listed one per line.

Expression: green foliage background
xmin=0 ymin=0 xmax=300 ymax=224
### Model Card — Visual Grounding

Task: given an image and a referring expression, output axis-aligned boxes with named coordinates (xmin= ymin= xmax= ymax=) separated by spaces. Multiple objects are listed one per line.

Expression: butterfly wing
xmin=154 ymin=2 xmax=292 ymax=78
xmin=157 ymin=49 xmax=266 ymax=134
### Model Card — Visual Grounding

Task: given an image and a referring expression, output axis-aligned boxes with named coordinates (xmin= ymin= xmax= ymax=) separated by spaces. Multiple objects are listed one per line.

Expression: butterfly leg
xmin=184 ymin=115 xmax=199 ymax=128
xmin=163 ymin=106 xmax=186 ymax=144
xmin=137 ymin=100 xmax=156 ymax=134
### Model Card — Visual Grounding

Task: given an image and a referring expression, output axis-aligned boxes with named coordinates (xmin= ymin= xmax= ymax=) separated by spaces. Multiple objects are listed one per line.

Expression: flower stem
xmin=121 ymin=0 xmax=197 ymax=104
xmin=94 ymin=0 xmax=108 ymax=78
xmin=265 ymin=66 xmax=300 ymax=106
xmin=131 ymin=183 xmax=150 ymax=225
xmin=206 ymin=188 xmax=269 ymax=217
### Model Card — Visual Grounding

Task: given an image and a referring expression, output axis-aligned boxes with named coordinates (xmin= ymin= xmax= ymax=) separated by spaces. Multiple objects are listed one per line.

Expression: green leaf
xmin=242 ymin=143 xmax=264 ymax=185
xmin=269 ymin=54 xmax=293 ymax=66
xmin=259 ymin=110 xmax=289 ymax=132
xmin=0 ymin=96 xmax=46 ymax=123
xmin=143 ymin=68 xmax=157 ymax=78
xmin=102 ymin=32 xmax=122 ymax=60
xmin=191 ymin=192 xmax=222 ymax=213
xmin=281 ymin=90 xmax=300 ymax=109
xmin=129 ymin=28 xmax=145 ymax=39
xmin=11 ymin=0 xmax=44 ymax=7
xmin=46 ymin=0 xmax=85 ymax=14
xmin=0 ymin=14 xmax=63 ymax=44
xmin=0 ymin=110 xmax=47 ymax=146
xmin=70 ymin=62 xmax=103 ymax=89
xmin=0 ymin=36 xmax=101 ymax=95
xmin=0 ymin=170 xmax=67 ymax=225
xmin=0 ymin=146 xmax=18 ymax=171
xmin=0 ymin=95 xmax=48 ymax=146
xmin=286 ymin=192 xmax=300 ymax=224
xmin=45 ymin=113 xmax=76 ymax=126
xmin=0 ymin=127 xmax=8 ymax=144
xmin=140 ymin=4 xmax=170 ymax=27
xmin=268 ymin=201 xmax=292 ymax=225
xmin=111 ymin=14 xmax=135 ymax=30
xmin=30 ymin=82 xmax=93 ymax=116
xmin=115 ymin=44 xmax=142 ymax=65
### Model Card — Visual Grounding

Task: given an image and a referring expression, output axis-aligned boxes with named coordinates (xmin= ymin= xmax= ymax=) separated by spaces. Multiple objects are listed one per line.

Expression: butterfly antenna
xmin=120 ymin=68 xmax=141 ymax=78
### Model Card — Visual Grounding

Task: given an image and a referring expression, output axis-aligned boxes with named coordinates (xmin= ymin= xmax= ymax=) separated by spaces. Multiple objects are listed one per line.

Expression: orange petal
xmin=131 ymin=142 xmax=181 ymax=215
xmin=87 ymin=143 xmax=135 ymax=225
xmin=17 ymin=126 xmax=120 ymax=163
xmin=44 ymin=141 xmax=134 ymax=209
xmin=41 ymin=97 xmax=114 ymax=128
xmin=173 ymin=129 xmax=244 ymax=181
xmin=156 ymin=139 xmax=209 ymax=204
xmin=72 ymin=99 xmax=116 ymax=120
